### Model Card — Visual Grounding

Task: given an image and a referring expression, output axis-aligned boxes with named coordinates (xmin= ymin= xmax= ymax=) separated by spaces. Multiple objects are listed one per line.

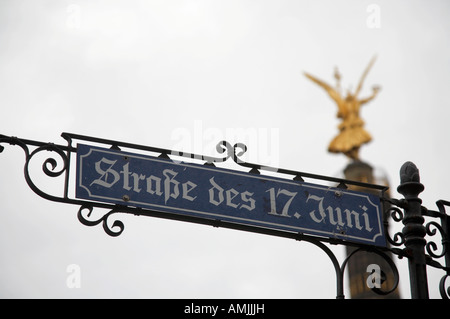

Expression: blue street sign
xmin=76 ymin=144 xmax=386 ymax=247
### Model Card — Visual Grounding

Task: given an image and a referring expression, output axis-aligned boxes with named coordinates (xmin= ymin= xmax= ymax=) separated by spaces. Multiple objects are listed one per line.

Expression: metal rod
xmin=397 ymin=161 xmax=429 ymax=298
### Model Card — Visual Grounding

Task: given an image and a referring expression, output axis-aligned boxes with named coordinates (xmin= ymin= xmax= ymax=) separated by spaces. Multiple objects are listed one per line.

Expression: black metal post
xmin=397 ymin=161 xmax=429 ymax=298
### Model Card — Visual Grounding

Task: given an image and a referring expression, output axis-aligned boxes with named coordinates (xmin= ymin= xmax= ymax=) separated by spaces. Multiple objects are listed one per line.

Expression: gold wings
xmin=303 ymin=56 xmax=377 ymax=115
xmin=303 ymin=71 xmax=346 ymax=116
xmin=354 ymin=56 xmax=377 ymax=98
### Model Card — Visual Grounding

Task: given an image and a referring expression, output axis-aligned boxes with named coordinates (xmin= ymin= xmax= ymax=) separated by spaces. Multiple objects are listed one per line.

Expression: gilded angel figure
xmin=304 ymin=57 xmax=380 ymax=161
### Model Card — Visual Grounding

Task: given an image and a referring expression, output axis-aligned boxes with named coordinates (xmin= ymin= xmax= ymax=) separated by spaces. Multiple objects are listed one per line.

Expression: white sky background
xmin=0 ymin=0 xmax=449 ymax=298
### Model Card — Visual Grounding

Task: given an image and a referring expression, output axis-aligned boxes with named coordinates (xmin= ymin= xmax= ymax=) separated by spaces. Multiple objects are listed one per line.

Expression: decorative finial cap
xmin=397 ymin=161 xmax=424 ymax=198
xmin=399 ymin=161 xmax=420 ymax=183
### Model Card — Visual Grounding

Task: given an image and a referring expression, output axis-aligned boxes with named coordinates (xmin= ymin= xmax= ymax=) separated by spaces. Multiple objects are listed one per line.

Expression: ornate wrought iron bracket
xmin=1 ymin=132 xmax=448 ymax=298
xmin=0 ymin=132 xmax=388 ymax=238
xmin=383 ymin=162 xmax=450 ymax=298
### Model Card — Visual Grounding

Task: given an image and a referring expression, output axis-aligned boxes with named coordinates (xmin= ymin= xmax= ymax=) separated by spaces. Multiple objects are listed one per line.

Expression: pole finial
xmin=397 ymin=161 xmax=424 ymax=201
xmin=399 ymin=161 xmax=420 ymax=183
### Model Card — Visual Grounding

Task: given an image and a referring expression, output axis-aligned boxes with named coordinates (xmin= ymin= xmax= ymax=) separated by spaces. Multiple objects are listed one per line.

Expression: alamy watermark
xmin=66 ymin=4 xmax=82 ymax=30
xmin=366 ymin=4 xmax=381 ymax=29
xmin=66 ymin=264 xmax=81 ymax=289
xmin=366 ymin=263 xmax=381 ymax=289
xmin=170 ymin=120 xmax=280 ymax=168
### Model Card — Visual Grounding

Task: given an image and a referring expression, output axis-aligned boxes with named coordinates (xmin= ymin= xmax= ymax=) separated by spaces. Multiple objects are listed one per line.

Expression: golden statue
xmin=304 ymin=57 xmax=380 ymax=161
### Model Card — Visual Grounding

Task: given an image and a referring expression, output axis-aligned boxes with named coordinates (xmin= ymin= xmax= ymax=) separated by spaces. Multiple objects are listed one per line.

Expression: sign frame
xmin=76 ymin=143 xmax=387 ymax=247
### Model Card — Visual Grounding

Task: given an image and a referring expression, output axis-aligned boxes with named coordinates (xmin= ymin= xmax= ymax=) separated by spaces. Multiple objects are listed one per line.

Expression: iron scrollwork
xmin=384 ymin=204 xmax=406 ymax=247
xmin=0 ymin=135 xmax=72 ymax=203
xmin=384 ymin=166 xmax=450 ymax=298
xmin=1 ymin=132 xmax=387 ymax=237
xmin=7 ymin=132 xmax=449 ymax=298
xmin=77 ymin=205 xmax=125 ymax=237
xmin=424 ymin=201 xmax=450 ymax=299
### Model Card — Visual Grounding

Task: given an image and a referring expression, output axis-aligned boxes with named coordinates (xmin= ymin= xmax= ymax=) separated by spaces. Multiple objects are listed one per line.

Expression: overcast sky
xmin=1 ymin=0 xmax=449 ymax=298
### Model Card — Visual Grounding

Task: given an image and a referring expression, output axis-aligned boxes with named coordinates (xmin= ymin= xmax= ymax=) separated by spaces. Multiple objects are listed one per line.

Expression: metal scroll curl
xmin=433 ymin=200 xmax=450 ymax=299
xmin=230 ymin=142 xmax=269 ymax=174
xmin=425 ymin=221 xmax=447 ymax=259
xmin=24 ymin=144 xmax=69 ymax=199
xmin=385 ymin=206 xmax=405 ymax=247
xmin=0 ymin=136 xmax=70 ymax=203
xmin=175 ymin=140 xmax=249 ymax=167
xmin=168 ymin=140 xmax=233 ymax=165
xmin=423 ymin=201 xmax=449 ymax=260
xmin=439 ymin=274 xmax=450 ymax=299
xmin=77 ymin=205 xmax=125 ymax=237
